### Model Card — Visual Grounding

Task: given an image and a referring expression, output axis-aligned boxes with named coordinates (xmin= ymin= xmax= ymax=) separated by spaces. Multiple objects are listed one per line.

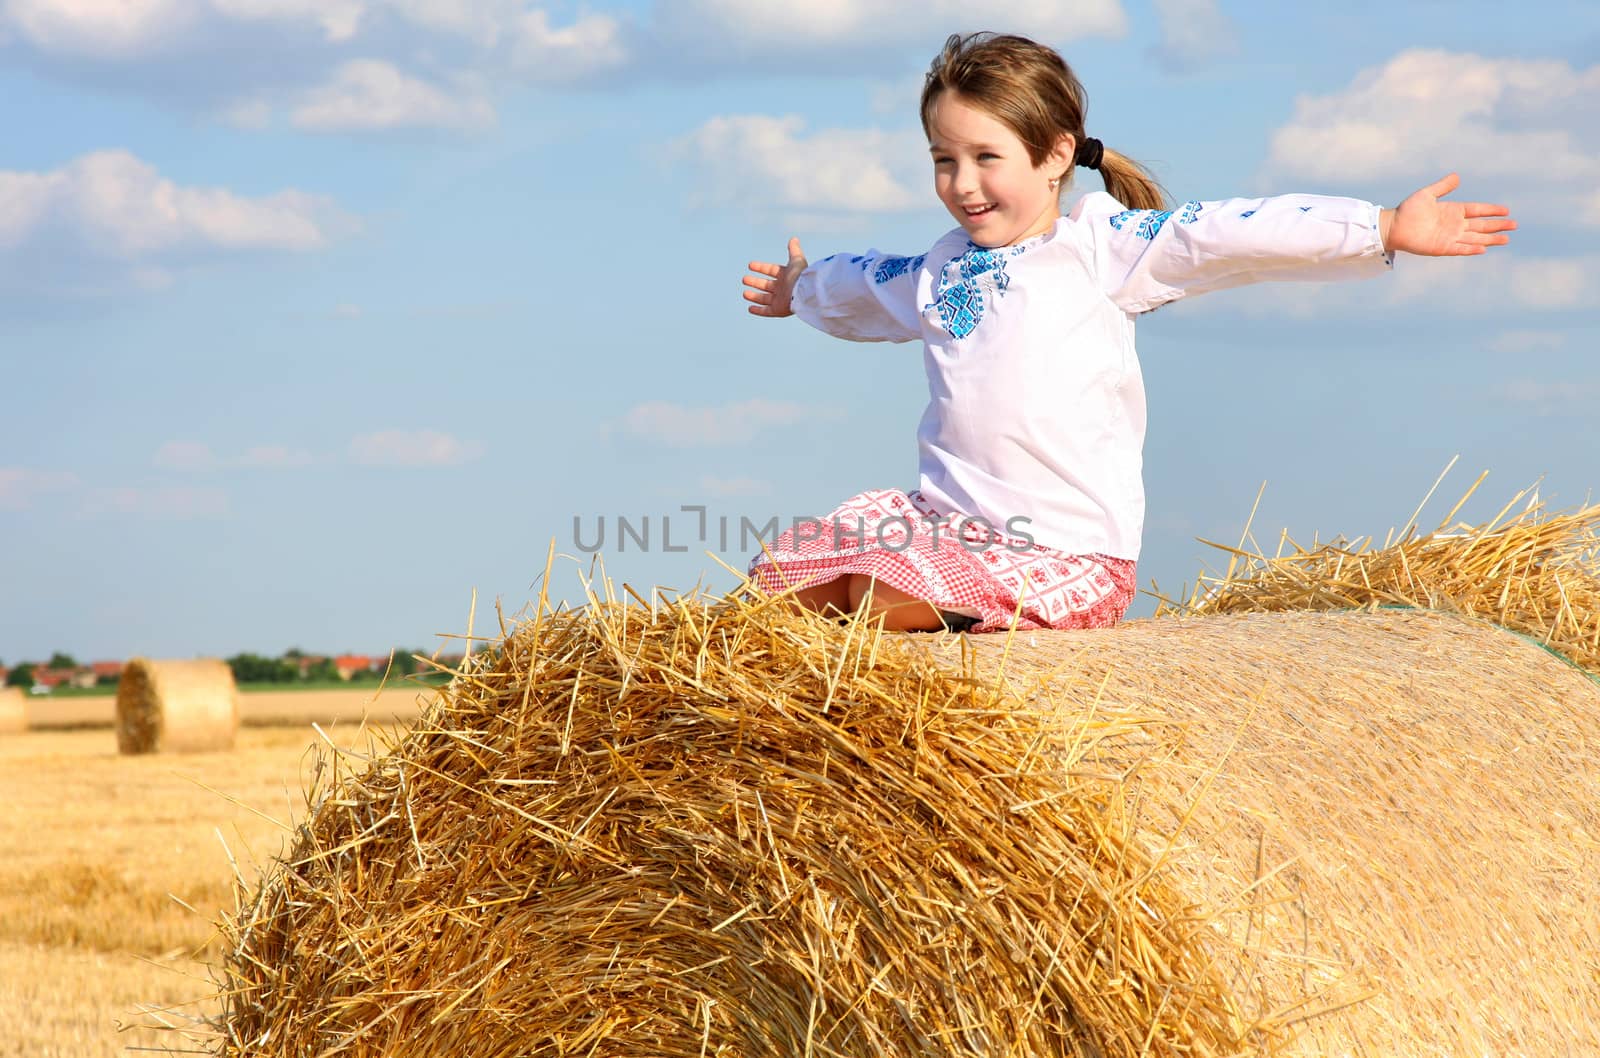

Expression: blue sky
xmin=2 ymin=0 xmax=1596 ymax=664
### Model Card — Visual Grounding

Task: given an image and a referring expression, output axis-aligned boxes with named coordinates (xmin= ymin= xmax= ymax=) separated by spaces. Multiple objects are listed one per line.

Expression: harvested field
xmin=24 ymin=685 xmax=434 ymax=732
xmin=0 ymin=723 xmax=402 ymax=1058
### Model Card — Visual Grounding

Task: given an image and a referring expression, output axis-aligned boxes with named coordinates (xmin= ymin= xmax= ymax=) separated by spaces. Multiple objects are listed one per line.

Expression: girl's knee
xmin=848 ymin=575 xmax=943 ymax=631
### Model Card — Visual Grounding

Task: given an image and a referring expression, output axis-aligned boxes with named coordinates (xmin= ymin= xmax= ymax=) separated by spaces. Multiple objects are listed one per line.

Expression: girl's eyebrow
xmin=927 ymin=141 xmax=1001 ymax=154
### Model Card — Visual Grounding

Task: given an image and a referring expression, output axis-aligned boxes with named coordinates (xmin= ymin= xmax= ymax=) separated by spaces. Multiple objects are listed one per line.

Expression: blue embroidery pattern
xmin=1109 ymin=200 xmax=1203 ymax=240
xmin=872 ymin=254 xmax=925 ymax=285
xmin=926 ymin=245 xmax=1021 ymax=340
xmin=1240 ymin=209 xmax=1256 ymax=219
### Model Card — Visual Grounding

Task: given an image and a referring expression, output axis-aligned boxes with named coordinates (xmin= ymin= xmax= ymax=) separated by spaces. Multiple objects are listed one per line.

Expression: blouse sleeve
xmin=791 ymin=250 xmax=925 ymax=343
xmin=1075 ymin=192 xmax=1394 ymax=315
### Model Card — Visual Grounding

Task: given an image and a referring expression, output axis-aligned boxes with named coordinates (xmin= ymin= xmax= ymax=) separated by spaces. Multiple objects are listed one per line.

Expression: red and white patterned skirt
xmin=746 ymin=489 xmax=1136 ymax=633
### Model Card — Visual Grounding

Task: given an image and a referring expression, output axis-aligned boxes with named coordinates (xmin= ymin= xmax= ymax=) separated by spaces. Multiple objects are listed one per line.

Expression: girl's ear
xmin=1048 ymin=133 xmax=1076 ymax=179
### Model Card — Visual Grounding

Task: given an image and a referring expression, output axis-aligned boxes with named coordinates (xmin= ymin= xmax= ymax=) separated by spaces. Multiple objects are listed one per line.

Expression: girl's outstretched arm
xmin=1380 ymin=173 xmax=1516 ymax=257
xmin=743 ymin=237 xmax=808 ymax=318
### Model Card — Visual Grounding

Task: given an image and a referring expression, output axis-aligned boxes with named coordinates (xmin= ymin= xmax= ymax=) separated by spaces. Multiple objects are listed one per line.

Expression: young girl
xmin=740 ymin=32 xmax=1514 ymax=634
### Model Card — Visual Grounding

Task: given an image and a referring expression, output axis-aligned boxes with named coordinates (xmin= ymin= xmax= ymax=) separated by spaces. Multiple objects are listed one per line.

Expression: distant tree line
xmin=224 ymin=649 xmax=427 ymax=684
xmin=4 ymin=650 xmax=434 ymax=688
xmin=5 ymin=652 xmax=97 ymax=688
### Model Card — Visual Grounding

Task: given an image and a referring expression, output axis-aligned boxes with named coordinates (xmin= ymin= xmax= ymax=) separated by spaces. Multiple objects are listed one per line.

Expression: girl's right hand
xmin=742 ymin=237 xmax=807 ymax=318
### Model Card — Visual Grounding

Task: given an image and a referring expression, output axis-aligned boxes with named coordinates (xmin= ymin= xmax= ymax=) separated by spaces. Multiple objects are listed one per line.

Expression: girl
xmin=740 ymin=32 xmax=1514 ymax=634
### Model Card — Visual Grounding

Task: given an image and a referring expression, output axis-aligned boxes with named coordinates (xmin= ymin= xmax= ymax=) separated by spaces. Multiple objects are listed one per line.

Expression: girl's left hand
xmin=1381 ymin=173 xmax=1516 ymax=256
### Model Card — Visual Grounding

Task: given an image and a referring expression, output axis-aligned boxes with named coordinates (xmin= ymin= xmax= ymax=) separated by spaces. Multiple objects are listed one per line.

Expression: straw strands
xmin=0 ymin=686 xmax=24 ymax=735
xmin=1155 ymin=476 xmax=1600 ymax=673
xmin=201 ymin=491 xmax=1600 ymax=1056
xmin=115 ymin=658 xmax=240 ymax=754
xmin=213 ymin=595 xmax=1260 ymax=1058
xmin=937 ymin=607 xmax=1600 ymax=1055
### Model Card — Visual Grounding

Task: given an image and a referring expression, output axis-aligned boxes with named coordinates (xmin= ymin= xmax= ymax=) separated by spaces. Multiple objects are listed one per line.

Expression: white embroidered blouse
xmin=790 ymin=191 xmax=1393 ymax=560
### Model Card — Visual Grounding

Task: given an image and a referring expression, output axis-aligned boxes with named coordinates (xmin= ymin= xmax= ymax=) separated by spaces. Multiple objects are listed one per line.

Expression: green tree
xmin=303 ymin=657 xmax=339 ymax=682
xmin=226 ymin=653 xmax=297 ymax=683
xmin=46 ymin=652 xmax=78 ymax=670
xmin=6 ymin=664 xmax=36 ymax=688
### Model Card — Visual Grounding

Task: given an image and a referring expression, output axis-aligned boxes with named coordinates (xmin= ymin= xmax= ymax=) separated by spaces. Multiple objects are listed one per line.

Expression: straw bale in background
xmin=115 ymin=658 xmax=239 ymax=754
xmin=0 ymin=686 xmax=24 ymax=734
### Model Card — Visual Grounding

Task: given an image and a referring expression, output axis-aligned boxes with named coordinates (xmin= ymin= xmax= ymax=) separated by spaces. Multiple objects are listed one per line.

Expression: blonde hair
xmin=919 ymin=32 xmax=1167 ymax=212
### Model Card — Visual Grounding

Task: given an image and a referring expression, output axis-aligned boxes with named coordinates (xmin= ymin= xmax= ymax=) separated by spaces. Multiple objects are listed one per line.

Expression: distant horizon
xmin=4 ymin=2 xmax=1596 ymax=658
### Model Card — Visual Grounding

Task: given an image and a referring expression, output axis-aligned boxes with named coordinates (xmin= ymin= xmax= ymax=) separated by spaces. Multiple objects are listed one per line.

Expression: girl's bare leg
xmin=847 ymin=575 xmax=945 ymax=632
xmin=789 ymin=576 xmax=852 ymax=617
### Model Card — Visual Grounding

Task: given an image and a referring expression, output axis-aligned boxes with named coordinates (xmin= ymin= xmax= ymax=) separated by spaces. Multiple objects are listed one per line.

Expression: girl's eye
xmin=978 ymin=153 xmax=999 ymax=161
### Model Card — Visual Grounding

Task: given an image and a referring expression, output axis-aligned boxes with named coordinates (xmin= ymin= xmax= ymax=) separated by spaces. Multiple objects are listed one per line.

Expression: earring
xmin=1048 ymin=177 xmax=1059 ymax=190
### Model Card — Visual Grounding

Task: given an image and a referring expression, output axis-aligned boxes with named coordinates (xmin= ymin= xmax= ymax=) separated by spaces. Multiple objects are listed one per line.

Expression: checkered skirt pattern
xmin=747 ymin=489 xmax=1136 ymax=632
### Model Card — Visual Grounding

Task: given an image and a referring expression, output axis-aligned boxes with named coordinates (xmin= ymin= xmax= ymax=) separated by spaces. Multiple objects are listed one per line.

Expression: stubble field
xmin=0 ymin=684 xmax=433 ymax=1058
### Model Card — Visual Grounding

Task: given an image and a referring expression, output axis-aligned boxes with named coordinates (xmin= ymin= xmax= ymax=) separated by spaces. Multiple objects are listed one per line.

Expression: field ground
xmin=0 ymin=685 xmax=428 ymax=1057
xmin=24 ymin=682 xmax=434 ymax=731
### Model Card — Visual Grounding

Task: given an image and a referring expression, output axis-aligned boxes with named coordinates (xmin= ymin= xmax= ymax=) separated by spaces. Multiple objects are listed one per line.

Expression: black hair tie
xmin=1076 ymin=137 xmax=1104 ymax=171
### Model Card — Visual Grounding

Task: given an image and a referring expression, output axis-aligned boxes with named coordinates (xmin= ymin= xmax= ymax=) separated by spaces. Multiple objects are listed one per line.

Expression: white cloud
xmin=81 ymin=484 xmax=229 ymax=518
xmin=0 ymin=149 xmax=339 ymax=259
xmin=0 ymin=0 xmax=196 ymax=57
xmin=656 ymin=0 xmax=1125 ymax=53
xmin=1149 ymin=0 xmax=1239 ymax=73
xmin=614 ymin=399 xmax=817 ymax=447
xmin=1 ymin=1 xmax=629 ymax=103
xmin=291 ymin=59 xmax=495 ymax=132
xmin=153 ymin=440 xmax=217 ymax=471
xmin=507 ymin=8 xmax=627 ymax=80
xmin=154 ymin=440 xmax=316 ymax=469
xmin=239 ymin=445 xmax=314 ymax=467
xmin=1385 ymin=254 xmax=1597 ymax=311
xmin=210 ymin=0 xmax=364 ymax=40
xmin=1261 ymin=50 xmax=1600 ymax=225
xmin=677 ymin=115 xmax=924 ymax=217
xmin=6 ymin=2 xmax=1126 ymax=124
xmin=1180 ymin=253 xmax=1599 ymax=319
xmin=1492 ymin=379 xmax=1600 ymax=415
xmin=349 ymin=429 xmax=484 ymax=466
xmin=0 ymin=467 xmax=78 ymax=510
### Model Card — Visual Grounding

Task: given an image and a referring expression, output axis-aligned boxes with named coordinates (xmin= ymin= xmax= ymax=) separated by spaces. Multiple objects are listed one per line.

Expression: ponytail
xmin=1090 ymin=147 xmax=1167 ymax=212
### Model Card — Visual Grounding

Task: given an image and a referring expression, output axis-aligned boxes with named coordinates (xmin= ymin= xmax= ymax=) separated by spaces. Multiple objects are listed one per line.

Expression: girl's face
xmin=927 ymin=92 xmax=1073 ymax=248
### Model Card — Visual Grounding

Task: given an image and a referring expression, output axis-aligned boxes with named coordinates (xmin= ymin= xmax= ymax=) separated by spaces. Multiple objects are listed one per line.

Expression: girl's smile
xmin=926 ymin=91 xmax=1072 ymax=248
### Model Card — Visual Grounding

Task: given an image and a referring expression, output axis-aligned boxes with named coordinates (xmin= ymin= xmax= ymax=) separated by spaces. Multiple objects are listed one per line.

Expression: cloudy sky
xmin=2 ymin=0 xmax=1597 ymax=664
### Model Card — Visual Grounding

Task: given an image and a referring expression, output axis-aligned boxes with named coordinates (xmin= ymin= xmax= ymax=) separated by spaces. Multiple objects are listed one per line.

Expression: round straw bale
xmin=945 ymin=608 xmax=1600 ymax=1055
xmin=210 ymin=602 xmax=1600 ymax=1057
xmin=0 ymin=686 xmax=25 ymax=734
xmin=115 ymin=657 xmax=239 ymax=754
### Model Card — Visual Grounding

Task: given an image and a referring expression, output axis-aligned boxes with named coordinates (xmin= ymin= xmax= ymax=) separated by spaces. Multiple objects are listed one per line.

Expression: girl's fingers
xmin=747 ymin=261 xmax=782 ymax=276
xmin=742 ymin=275 xmax=773 ymax=291
xmin=1427 ymin=172 xmax=1461 ymax=198
xmin=1463 ymin=202 xmax=1511 ymax=218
